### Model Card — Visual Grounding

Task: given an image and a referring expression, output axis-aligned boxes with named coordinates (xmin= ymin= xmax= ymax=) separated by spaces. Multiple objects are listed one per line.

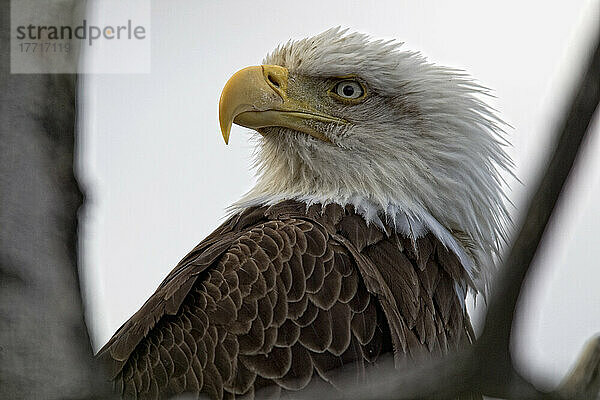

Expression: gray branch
xmin=0 ymin=0 xmax=112 ymax=398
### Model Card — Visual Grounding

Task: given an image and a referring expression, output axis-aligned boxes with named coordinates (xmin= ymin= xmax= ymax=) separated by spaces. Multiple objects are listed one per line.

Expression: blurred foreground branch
xmin=558 ymin=336 xmax=600 ymax=399
xmin=0 ymin=0 xmax=112 ymax=398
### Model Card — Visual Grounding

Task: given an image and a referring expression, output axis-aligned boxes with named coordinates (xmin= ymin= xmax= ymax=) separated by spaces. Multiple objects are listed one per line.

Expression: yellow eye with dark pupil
xmin=333 ymin=80 xmax=364 ymax=100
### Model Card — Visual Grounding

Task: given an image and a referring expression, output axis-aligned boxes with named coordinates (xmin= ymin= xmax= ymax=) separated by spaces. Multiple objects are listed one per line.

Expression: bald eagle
xmin=98 ymin=28 xmax=512 ymax=399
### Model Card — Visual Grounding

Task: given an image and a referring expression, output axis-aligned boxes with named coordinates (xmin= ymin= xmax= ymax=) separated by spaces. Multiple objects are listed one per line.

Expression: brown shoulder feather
xmin=98 ymin=200 xmax=475 ymax=399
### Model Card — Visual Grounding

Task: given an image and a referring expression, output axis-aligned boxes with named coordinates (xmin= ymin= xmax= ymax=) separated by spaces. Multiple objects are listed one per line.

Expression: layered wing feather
xmin=97 ymin=201 xmax=474 ymax=399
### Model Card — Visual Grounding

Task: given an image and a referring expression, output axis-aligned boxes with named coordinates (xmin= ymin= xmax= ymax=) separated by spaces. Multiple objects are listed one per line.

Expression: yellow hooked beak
xmin=218 ymin=65 xmax=346 ymax=144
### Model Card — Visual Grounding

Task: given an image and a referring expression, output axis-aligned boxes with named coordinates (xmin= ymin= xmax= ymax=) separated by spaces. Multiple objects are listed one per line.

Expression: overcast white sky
xmin=79 ymin=0 xmax=599 ymax=390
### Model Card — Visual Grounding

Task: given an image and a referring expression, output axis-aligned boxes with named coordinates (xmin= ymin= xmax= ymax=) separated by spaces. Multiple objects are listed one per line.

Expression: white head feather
xmin=230 ymin=28 xmax=514 ymax=294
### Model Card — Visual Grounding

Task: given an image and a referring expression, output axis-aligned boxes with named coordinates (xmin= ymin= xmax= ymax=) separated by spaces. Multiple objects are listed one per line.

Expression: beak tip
xmin=219 ymin=118 xmax=232 ymax=145
xmin=221 ymin=130 xmax=230 ymax=145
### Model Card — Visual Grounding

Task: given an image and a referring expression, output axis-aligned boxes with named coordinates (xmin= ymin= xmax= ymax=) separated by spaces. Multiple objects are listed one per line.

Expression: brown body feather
xmin=98 ymin=200 xmax=475 ymax=399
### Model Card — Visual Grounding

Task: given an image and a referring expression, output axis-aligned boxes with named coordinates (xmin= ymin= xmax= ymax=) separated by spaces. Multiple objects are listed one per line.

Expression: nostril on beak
xmin=262 ymin=65 xmax=288 ymax=97
xmin=267 ymin=74 xmax=280 ymax=88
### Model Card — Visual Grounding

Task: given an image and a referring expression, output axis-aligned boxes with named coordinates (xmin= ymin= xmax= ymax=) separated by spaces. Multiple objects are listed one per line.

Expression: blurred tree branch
xmin=558 ymin=336 xmax=600 ymax=399
xmin=0 ymin=0 xmax=112 ymax=398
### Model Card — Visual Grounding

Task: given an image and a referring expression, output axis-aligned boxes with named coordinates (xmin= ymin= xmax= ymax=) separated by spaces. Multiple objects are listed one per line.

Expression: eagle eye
xmin=331 ymin=80 xmax=365 ymax=101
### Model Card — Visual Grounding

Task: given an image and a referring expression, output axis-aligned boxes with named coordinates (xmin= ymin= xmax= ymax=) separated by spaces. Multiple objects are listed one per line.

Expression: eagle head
xmin=219 ymin=28 xmax=513 ymax=292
